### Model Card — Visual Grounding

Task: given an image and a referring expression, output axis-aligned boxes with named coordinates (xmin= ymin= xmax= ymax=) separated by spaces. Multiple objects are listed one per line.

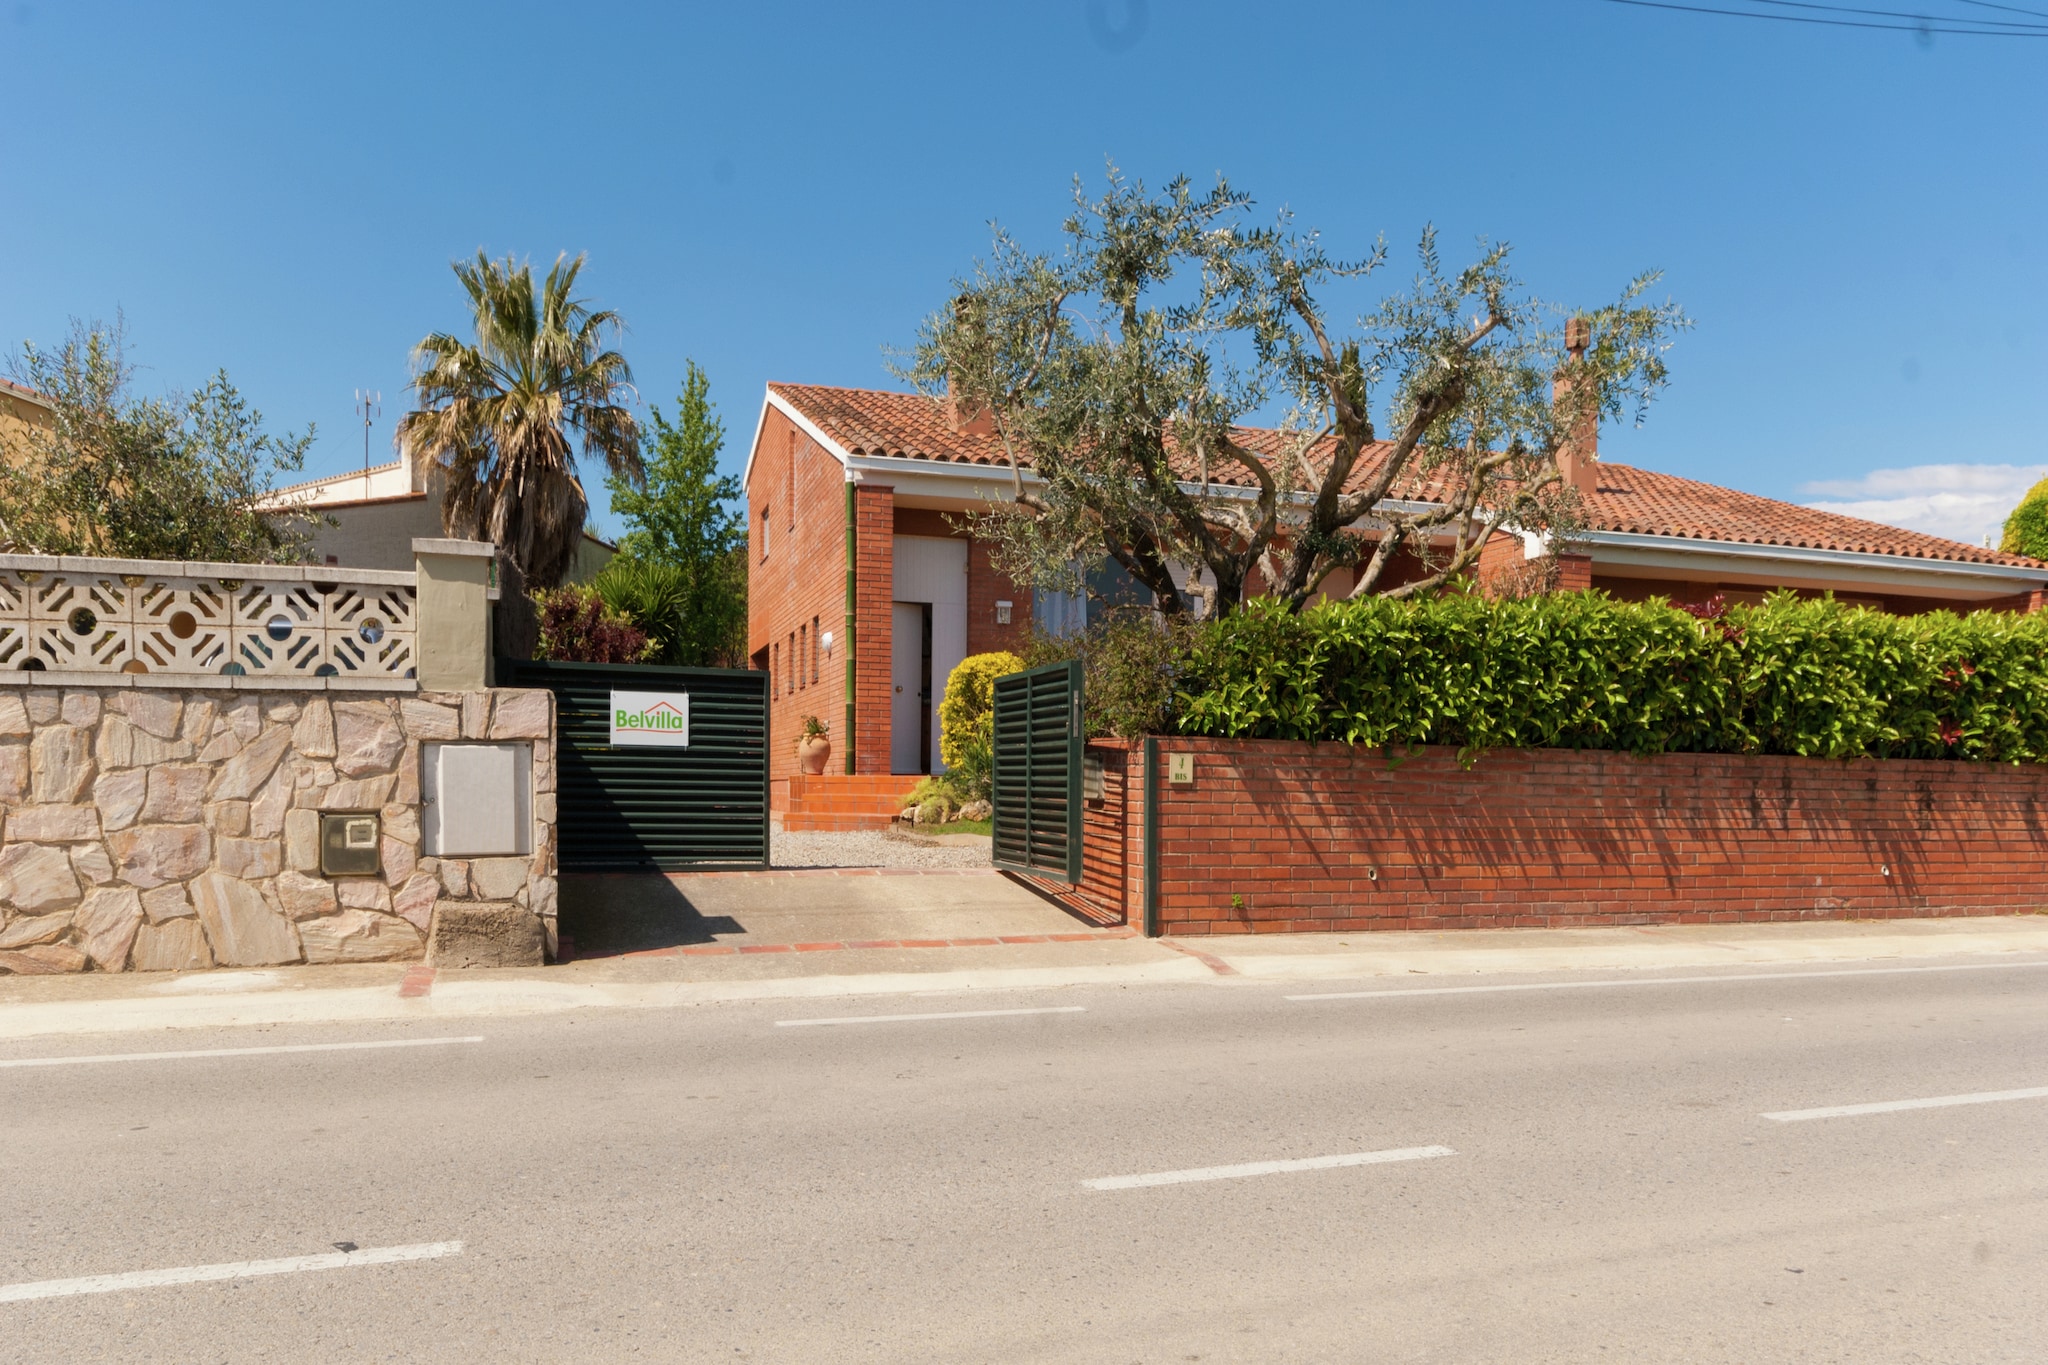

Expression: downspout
xmin=843 ymin=472 xmax=857 ymax=775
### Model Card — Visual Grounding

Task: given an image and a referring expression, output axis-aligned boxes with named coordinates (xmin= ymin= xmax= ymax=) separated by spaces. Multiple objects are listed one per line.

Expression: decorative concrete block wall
xmin=0 ymin=684 xmax=555 ymax=974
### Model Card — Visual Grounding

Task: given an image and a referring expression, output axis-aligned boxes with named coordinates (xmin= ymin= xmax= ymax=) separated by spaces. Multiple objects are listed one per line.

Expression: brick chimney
xmin=945 ymin=372 xmax=997 ymax=438
xmin=1553 ymin=315 xmax=1597 ymax=496
xmin=945 ymin=295 xmax=998 ymax=437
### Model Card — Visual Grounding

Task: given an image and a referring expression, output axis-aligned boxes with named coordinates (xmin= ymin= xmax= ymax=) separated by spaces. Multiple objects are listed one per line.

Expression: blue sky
xmin=5 ymin=1 xmax=2045 ymax=545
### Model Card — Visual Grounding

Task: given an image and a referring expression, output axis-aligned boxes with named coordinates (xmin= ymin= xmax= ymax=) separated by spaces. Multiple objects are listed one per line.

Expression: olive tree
xmin=0 ymin=319 xmax=321 ymax=563
xmin=904 ymin=170 xmax=1687 ymax=616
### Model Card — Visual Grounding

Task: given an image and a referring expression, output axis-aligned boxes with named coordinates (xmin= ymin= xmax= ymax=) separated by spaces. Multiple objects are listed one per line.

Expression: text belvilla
xmin=608 ymin=690 xmax=690 ymax=748
xmin=616 ymin=705 xmax=686 ymax=731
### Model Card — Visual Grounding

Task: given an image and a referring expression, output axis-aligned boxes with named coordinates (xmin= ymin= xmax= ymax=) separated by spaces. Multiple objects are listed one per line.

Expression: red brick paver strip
xmin=398 ymin=966 xmax=437 ymax=998
xmin=1158 ymin=940 xmax=1240 ymax=976
xmin=569 ymin=929 xmax=1138 ymax=963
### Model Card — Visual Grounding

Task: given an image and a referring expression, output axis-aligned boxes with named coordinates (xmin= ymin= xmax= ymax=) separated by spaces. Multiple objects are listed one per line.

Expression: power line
xmin=1744 ymin=0 xmax=2047 ymax=28
xmin=1602 ymin=0 xmax=2048 ymax=34
xmin=1954 ymin=0 xmax=2048 ymax=21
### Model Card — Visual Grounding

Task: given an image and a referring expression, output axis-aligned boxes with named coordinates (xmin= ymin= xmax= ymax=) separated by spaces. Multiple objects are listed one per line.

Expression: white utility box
xmin=422 ymin=741 xmax=531 ymax=856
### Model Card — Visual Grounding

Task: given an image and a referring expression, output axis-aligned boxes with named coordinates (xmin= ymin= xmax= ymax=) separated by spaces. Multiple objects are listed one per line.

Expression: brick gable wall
xmin=747 ymin=407 xmax=849 ymax=783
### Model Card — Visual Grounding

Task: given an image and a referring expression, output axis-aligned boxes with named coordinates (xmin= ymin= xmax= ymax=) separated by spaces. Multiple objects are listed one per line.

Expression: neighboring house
xmin=267 ymin=452 xmax=617 ymax=580
xmin=746 ymin=383 xmax=2048 ymax=788
xmin=0 ymin=376 xmax=56 ymax=469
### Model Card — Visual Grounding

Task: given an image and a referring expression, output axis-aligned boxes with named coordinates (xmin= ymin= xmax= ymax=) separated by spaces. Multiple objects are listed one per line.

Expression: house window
xmin=761 ymin=508 xmax=771 ymax=560
xmin=811 ymin=614 xmax=820 ymax=685
xmin=798 ymin=623 xmax=807 ymax=689
xmin=789 ymin=630 xmax=797 ymax=690
xmin=772 ymin=641 xmax=779 ymax=696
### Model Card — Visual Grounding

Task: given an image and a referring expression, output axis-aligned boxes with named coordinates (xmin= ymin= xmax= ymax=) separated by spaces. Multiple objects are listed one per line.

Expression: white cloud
xmin=1801 ymin=463 xmax=2048 ymax=549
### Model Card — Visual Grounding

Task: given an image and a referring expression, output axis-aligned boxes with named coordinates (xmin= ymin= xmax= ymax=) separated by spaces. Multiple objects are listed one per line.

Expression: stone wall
xmin=0 ymin=685 xmax=555 ymax=974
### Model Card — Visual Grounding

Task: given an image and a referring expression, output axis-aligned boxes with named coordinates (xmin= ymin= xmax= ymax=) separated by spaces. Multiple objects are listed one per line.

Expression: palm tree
xmin=398 ymin=251 xmax=642 ymax=589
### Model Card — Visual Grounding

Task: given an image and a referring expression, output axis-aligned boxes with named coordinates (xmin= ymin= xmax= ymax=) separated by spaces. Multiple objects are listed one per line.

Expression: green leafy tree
xmin=1999 ymin=477 xmax=2048 ymax=559
xmin=398 ymin=251 xmax=642 ymax=590
xmin=0 ymin=319 xmax=320 ymax=562
xmin=908 ymin=168 xmax=1687 ymax=617
xmin=601 ymin=362 xmax=747 ymax=666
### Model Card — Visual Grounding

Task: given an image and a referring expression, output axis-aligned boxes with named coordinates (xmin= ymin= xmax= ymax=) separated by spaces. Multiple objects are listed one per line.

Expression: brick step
xmin=776 ymin=773 xmax=925 ymax=832
xmin=779 ymin=811 xmax=906 ymax=832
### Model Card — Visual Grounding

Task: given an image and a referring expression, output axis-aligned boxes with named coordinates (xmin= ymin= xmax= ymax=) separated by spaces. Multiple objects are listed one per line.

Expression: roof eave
xmin=1582 ymin=529 xmax=2048 ymax=597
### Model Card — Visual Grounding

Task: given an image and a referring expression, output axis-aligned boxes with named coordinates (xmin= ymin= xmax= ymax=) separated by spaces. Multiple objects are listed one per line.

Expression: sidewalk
xmin=2 ymin=878 xmax=2044 ymax=1043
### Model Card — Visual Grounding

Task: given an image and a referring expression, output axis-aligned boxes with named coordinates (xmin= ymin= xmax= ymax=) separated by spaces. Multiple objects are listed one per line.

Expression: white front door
xmin=892 ymin=536 xmax=969 ymax=773
xmin=890 ymin=602 xmax=925 ymax=774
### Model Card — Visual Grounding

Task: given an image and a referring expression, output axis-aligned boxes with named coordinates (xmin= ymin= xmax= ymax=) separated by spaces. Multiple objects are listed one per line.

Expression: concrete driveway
xmin=558 ymin=867 xmax=1116 ymax=960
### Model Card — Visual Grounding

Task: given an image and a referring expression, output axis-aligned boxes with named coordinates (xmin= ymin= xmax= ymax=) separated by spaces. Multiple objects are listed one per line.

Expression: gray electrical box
xmin=421 ymin=741 xmax=531 ymax=857
xmin=320 ymin=812 xmax=382 ymax=876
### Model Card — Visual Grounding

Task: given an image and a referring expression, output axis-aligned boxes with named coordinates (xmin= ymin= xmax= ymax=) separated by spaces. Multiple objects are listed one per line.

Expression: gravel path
xmin=772 ymin=827 xmax=993 ymax=870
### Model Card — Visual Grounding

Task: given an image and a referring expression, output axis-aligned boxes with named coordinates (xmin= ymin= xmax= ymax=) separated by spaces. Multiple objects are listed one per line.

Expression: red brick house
xmin=745 ymin=381 xmax=2047 ymax=819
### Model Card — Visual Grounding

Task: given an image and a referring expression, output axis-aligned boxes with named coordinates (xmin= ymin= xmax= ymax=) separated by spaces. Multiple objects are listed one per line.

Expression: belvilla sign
xmin=609 ymin=690 xmax=690 ymax=748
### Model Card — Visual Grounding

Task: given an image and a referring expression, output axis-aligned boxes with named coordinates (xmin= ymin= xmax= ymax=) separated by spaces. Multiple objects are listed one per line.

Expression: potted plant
xmin=796 ymin=715 xmax=832 ymax=775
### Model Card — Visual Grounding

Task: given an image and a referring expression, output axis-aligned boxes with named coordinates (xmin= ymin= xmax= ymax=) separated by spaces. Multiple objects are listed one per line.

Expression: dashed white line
xmin=0 ymin=1242 xmax=465 ymax=1304
xmin=1763 ymin=1085 xmax=2048 ymax=1122
xmin=0 ymin=1037 xmax=485 ymax=1070
xmin=1286 ymin=959 xmax=2048 ymax=1002
xmin=1084 ymin=1145 xmax=1456 ymax=1190
xmin=775 ymin=1006 xmax=1087 ymax=1028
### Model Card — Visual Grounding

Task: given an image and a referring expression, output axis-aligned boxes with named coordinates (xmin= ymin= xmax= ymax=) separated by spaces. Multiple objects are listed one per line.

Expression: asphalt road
xmin=3 ymin=959 xmax=2045 ymax=1363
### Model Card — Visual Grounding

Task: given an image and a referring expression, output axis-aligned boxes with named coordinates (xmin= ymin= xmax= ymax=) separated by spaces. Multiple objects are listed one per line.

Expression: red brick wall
xmin=1071 ymin=744 xmax=1130 ymax=923
xmin=853 ymin=481 xmax=896 ymax=774
xmin=746 ymin=407 xmax=850 ymax=782
xmin=1979 ymin=587 xmax=2048 ymax=614
xmin=966 ymin=536 xmax=1032 ymax=656
xmin=1068 ymin=738 xmax=2048 ymax=936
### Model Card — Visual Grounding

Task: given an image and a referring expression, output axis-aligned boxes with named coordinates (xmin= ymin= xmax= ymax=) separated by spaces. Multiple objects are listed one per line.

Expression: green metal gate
xmin=498 ymin=658 xmax=769 ymax=871
xmin=991 ymin=659 xmax=1083 ymax=883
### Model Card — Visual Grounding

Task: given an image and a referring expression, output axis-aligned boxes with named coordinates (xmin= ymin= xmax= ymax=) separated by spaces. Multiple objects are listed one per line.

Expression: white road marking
xmin=775 ymin=1006 xmax=1086 ymax=1028
xmin=1763 ymin=1086 xmax=2048 ymax=1122
xmin=0 ymin=1036 xmax=485 ymax=1070
xmin=1083 ymin=1145 xmax=1455 ymax=1190
xmin=1286 ymin=959 xmax=2048 ymax=1002
xmin=0 ymin=1241 xmax=464 ymax=1304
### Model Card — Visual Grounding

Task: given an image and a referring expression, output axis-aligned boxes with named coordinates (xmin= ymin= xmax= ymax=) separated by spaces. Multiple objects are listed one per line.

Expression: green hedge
xmin=1174 ymin=593 xmax=2048 ymax=762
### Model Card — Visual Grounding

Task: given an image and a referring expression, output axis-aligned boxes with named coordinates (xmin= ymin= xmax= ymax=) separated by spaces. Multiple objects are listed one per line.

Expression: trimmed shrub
xmin=938 ymin=651 xmax=1025 ymax=769
xmin=1175 ymin=592 xmax=2048 ymax=763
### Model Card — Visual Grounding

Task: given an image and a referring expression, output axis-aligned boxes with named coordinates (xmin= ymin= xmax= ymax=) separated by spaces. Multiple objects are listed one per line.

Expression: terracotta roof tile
xmin=769 ymin=383 xmax=2040 ymax=571
xmin=1579 ymin=464 xmax=2039 ymax=568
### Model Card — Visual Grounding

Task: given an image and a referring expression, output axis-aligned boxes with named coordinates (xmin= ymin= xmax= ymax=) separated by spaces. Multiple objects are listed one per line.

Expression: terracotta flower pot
xmin=796 ymin=734 xmax=832 ymax=775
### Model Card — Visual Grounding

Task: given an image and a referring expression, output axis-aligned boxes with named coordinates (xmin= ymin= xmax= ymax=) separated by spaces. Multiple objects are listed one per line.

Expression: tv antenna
xmin=353 ymin=389 xmax=381 ymax=498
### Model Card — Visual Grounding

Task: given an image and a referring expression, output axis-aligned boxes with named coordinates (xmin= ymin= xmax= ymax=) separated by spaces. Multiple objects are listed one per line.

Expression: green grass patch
xmin=913 ymin=818 xmax=991 ymax=836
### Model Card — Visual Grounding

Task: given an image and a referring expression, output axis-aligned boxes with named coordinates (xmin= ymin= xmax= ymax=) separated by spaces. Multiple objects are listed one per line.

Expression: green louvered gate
xmin=991 ymin=659 xmax=1083 ymax=884
xmin=498 ymin=658 xmax=769 ymax=871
